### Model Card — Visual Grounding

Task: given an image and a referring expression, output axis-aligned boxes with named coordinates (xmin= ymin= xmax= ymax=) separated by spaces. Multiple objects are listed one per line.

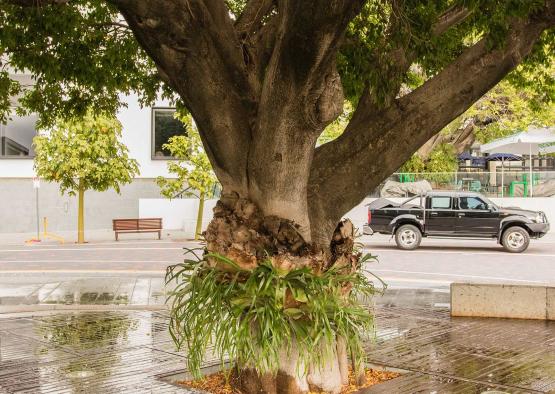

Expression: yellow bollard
xmin=42 ymin=217 xmax=65 ymax=244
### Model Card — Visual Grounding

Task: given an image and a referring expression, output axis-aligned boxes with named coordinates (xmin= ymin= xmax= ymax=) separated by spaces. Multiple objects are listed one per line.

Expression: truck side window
xmin=459 ymin=197 xmax=487 ymax=210
xmin=430 ymin=197 xmax=451 ymax=209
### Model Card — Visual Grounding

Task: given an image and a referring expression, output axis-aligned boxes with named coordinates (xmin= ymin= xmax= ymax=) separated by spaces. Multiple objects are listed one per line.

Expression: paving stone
xmin=0 ymin=288 xmax=553 ymax=393
xmin=367 ymin=296 xmax=555 ymax=393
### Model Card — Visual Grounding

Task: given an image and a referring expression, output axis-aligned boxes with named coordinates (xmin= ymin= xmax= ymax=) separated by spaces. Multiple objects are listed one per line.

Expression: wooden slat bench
xmin=112 ymin=218 xmax=162 ymax=241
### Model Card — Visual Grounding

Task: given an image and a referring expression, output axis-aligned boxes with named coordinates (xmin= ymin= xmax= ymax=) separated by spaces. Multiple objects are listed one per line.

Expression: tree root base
xmin=177 ymin=368 xmax=400 ymax=394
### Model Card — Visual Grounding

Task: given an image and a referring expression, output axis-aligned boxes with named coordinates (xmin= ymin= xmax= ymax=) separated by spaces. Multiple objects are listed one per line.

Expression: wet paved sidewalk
xmin=0 ymin=275 xmax=168 ymax=312
xmin=1 ymin=288 xmax=554 ymax=393
xmin=365 ymin=289 xmax=555 ymax=393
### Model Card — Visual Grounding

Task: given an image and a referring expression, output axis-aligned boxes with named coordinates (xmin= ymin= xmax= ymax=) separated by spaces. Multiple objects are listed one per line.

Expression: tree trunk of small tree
xmin=194 ymin=191 xmax=205 ymax=241
xmin=77 ymin=179 xmax=85 ymax=244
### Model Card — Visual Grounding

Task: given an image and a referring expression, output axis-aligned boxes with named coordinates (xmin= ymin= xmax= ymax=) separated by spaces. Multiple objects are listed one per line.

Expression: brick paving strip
xmin=1 ymin=286 xmax=554 ymax=393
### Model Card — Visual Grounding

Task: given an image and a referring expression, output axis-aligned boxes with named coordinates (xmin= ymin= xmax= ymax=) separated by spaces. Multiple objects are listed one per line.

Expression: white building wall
xmin=0 ymin=93 xmax=175 ymax=179
xmin=117 ymin=93 xmax=174 ymax=178
xmin=0 ymin=159 xmax=34 ymax=178
xmin=139 ymin=198 xmax=218 ymax=239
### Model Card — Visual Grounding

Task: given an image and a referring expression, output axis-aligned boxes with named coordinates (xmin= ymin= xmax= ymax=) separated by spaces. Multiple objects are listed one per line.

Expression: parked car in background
xmin=363 ymin=191 xmax=549 ymax=253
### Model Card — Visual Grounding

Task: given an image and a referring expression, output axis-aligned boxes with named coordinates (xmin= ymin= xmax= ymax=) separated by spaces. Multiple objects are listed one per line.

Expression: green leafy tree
xmin=3 ymin=0 xmax=555 ymax=391
xmin=156 ymin=113 xmax=218 ymax=240
xmin=33 ymin=113 xmax=139 ymax=243
xmin=399 ymin=154 xmax=426 ymax=173
xmin=417 ymin=76 xmax=555 ymax=161
xmin=316 ymin=102 xmax=353 ymax=146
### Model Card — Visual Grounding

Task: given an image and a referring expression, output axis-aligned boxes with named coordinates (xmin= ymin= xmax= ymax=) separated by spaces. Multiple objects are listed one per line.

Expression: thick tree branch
xmin=1 ymin=0 xmax=69 ymax=5
xmin=309 ymin=9 xmax=555 ymax=244
xmin=433 ymin=4 xmax=472 ymax=35
xmin=112 ymin=0 xmax=256 ymax=194
xmin=349 ymin=2 xmax=473 ymax=120
xmin=235 ymin=0 xmax=275 ymax=37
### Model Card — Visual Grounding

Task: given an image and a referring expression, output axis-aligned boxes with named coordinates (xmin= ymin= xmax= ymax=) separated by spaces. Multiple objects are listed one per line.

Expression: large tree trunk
xmin=203 ymin=193 xmax=358 ymax=393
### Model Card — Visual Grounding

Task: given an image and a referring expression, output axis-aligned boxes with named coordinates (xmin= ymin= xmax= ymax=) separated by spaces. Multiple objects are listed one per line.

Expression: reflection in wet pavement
xmin=0 ymin=311 xmax=188 ymax=393
xmin=366 ymin=288 xmax=555 ymax=393
xmin=0 ymin=277 xmax=166 ymax=308
xmin=0 ymin=288 xmax=553 ymax=393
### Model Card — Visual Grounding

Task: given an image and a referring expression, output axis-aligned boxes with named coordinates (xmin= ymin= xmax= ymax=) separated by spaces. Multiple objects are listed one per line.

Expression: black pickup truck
xmin=363 ymin=191 xmax=550 ymax=253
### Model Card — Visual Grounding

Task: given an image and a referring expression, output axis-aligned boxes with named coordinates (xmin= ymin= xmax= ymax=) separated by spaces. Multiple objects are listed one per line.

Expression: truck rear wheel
xmin=502 ymin=226 xmax=530 ymax=253
xmin=395 ymin=224 xmax=422 ymax=250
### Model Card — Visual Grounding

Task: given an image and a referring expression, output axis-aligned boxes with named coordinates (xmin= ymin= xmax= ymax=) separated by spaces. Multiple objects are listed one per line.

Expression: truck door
xmin=426 ymin=196 xmax=457 ymax=235
xmin=455 ymin=196 xmax=499 ymax=236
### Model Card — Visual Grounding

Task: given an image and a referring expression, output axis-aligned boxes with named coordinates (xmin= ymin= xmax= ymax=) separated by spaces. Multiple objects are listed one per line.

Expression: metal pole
xmin=501 ymin=158 xmax=504 ymax=198
xmin=35 ymin=187 xmax=40 ymax=240
xmin=529 ymin=144 xmax=533 ymax=197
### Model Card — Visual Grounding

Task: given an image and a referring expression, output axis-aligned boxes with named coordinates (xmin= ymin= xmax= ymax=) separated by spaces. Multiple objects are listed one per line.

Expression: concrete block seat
xmin=451 ymin=283 xmax=555 ymax=320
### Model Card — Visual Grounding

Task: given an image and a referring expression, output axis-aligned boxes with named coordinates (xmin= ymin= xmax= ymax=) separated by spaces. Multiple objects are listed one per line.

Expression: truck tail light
xmin=368 ymin=210 xmax=372 ymax=224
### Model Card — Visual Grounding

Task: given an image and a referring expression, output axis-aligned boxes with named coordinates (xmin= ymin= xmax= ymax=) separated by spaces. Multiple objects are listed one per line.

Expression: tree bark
xmin=194 ymin=191 xmax=205 ymax=241
xmin=417 ymin=122 xmax=476 ymax=159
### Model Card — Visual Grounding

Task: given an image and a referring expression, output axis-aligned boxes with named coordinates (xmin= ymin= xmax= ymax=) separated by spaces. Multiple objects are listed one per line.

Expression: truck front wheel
xmin=395 ymin=224 xmax=422 ymax=250
xmin=501 ymin=226 xmax=530 ymax=253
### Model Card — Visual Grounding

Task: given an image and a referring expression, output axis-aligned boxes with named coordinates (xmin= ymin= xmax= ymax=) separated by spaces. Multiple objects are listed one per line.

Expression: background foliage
xmin=156 ymin=112 xmax=218 ymax=199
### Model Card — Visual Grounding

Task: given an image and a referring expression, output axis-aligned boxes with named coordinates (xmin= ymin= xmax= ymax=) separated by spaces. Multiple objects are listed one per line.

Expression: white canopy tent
xmin=480 ymin=127 xmax=555 ymax=196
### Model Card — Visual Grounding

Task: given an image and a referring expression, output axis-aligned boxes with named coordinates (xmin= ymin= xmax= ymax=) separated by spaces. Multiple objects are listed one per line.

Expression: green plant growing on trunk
xmin=33 ymin=113 xmax=139 ymax=243
xmin=156 ymin=112 xmax=218 ymax=240
xmin=167 ymin=249 xmax=379 ymax=379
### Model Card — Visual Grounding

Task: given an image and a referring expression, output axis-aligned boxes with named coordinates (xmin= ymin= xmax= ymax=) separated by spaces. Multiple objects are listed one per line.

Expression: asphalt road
xmin=361 ymin=233 xmax=555 ymax=289
xmin=0 ymin=234 xmax=553 ymax=289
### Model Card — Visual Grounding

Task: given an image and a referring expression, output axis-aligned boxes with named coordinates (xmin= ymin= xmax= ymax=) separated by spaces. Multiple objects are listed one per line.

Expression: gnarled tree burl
xmin=2 ymin=0 xmax=555 ymax=392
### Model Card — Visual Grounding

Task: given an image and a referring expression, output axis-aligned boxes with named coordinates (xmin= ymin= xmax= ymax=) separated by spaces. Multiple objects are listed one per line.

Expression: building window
xmin=151 ymin=108 xmax=187 ymax=159
xmin=0 ymin=113 xmax=38 ymax=158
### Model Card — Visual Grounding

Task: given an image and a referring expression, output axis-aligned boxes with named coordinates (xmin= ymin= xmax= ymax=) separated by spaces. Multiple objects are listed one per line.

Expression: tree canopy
xmin=33 ymin=112 xmax=139 ymax=195
xmin=2 ymin=0 xmax=555 ymax=243
xmin=400 ymin=76 xmax=555 ymax=172
xmin=1 ymin=1 xmax=553 ymax=126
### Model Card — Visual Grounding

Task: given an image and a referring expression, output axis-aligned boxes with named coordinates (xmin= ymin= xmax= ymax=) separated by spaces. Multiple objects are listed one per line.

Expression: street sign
xmin=33 ymin=177 xmax=40 ymax=189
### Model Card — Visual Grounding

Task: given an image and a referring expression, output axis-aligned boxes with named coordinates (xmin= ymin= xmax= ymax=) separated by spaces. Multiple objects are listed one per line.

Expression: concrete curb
xmin=451 ymin=282 xmax=555 ymax=320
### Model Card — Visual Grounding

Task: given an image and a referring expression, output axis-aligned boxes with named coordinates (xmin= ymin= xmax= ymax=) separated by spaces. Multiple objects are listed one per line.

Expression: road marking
xmin=1 ymin=246 xmax=551 ymax=257
xmin=365 ymin=248 xmax=555 ymax=257
xmin=0 ymin=247 xmax=185 ymax=253
xmin=0 ymin=260 xmax=178 ymax=264
xmin=0 ymin=270 xmax=166 ymax=274
xmin=374 ymin=276 xmax=452 ymax=285
xmin=368 ymin=268 xmax=551 ymax=284
xmin=0 ymin=239 xmax=184 ymax=247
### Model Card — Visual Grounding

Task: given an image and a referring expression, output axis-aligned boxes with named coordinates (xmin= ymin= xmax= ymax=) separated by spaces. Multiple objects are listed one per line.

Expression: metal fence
xmin=372 ymin=171 xmax=555 ymax=198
